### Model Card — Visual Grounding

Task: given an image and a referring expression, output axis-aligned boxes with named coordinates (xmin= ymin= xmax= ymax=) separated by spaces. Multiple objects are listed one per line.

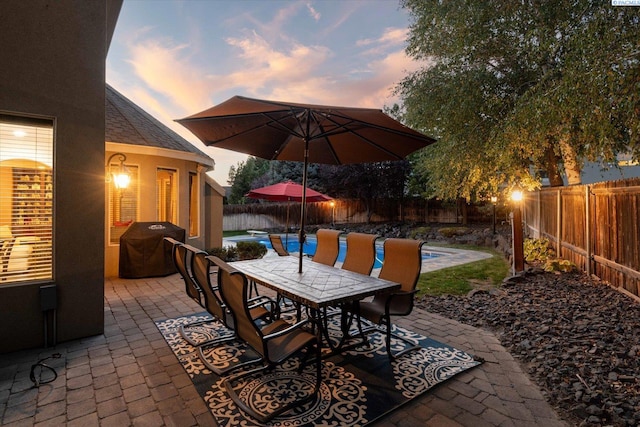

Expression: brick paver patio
xmin=0 ymin=272 xmax=567 ymax=426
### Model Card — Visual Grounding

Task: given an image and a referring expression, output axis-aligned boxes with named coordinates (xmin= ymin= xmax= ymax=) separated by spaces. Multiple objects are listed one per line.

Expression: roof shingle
xmin=106 ymin=84 xmax=211 ymax=160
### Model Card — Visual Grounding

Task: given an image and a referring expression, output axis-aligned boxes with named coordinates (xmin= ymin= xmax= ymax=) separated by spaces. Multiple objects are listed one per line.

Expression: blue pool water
xmin=251 ymin=235 xmax=439 ymax=268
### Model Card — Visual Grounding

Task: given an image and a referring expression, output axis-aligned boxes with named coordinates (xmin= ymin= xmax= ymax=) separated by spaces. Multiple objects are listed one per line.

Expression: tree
xmin=226 ymin=157 xmax=270 ymax=204
xmin=318 ymin=161 xmax=410 ymax=222
xmin=397 ymin=0 xmax=640 ymax=200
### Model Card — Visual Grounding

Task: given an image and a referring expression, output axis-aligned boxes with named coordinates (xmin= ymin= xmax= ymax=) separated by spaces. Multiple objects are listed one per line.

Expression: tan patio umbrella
xmin=177 ymin=96 xmax=436 ymax=272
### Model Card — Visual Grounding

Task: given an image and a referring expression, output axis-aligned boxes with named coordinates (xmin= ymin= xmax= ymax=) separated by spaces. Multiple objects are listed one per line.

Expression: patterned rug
xmin=156 ymin=312 xmax=481 ymax=426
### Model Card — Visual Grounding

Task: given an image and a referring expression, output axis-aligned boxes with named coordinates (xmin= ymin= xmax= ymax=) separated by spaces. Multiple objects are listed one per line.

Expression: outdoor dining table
xmin=231 ymin=255 xmax=400 ymax=354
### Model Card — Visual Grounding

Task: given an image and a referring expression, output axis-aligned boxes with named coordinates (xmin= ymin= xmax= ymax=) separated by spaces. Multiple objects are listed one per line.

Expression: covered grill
xmin=119 ymin=222 xmax=185 ymax=278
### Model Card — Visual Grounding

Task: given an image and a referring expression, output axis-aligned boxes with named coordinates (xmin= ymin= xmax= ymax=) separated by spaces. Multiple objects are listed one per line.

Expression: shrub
xmin=409 ymin=226 xmax=431 ymax=240
xmin=524 ymin=238 xmax=555 ymax=262
xmin=207 ymin=246 xmax=238 ymax=262
xmin=544 ymin=259 xmax=576 ymax=272
xmin=523 ymin=238 xmax=575 ymax=272
xmin=438 ymin=227 xmax=470 ymax=238
xmin=236 ymin=241 xmax=267 ymax=260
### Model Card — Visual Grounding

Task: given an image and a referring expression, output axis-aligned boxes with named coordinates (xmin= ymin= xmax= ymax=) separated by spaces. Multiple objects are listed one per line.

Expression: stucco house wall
xmin=0 ymin=0 xmax=122 ymax=353
xmin=104 ymin=145 xmax=219 ymax=277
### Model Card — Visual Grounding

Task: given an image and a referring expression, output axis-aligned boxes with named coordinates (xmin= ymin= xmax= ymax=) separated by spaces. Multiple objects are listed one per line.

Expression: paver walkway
xmin=1 ymin=272 xmax=567 ymax=426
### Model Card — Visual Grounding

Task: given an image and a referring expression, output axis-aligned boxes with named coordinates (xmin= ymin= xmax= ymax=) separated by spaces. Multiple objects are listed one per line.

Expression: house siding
xmin=0 ymin=0 xmax=122 ymax=353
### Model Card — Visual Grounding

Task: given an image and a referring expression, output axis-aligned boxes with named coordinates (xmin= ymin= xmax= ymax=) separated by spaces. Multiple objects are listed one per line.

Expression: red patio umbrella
xmin=246 ymin=181 xmax=332 ymax=245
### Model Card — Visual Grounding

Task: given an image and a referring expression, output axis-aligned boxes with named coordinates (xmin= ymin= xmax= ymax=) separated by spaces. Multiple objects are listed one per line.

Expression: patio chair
xmin=353 ymin=238 xmax=425 ymax=360
xmin=341 ymin=232 xmax=379 ymax=275
xmin=165 ymin=238 xmax=229 ymax=348
xmin=209 ymin=254 xmax=321 ymax=423
xmin=268 ymin=234 xmax=289 ymax=256
xmin=311 ymin=229 xmax=343 ymax=266
xmin=165 ymin=237 xmax=203 ymax=306
xmin=192 ymin=250 xmax=277 ymax=375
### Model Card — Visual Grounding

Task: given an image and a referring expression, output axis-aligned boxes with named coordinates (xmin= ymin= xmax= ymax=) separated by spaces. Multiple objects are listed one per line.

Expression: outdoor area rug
xmin=155 ymin=311 xmax=481 ymax=426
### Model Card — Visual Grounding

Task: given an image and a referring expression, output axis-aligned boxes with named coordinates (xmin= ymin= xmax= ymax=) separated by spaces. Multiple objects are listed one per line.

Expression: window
xmin=156 ymin=168 xmax=177 ymax=223
xmin=108 ymin=163 xmax=138 ymax=245
xmin=189 ymin=171 xmax=199 ymax=237
xmin=0 ymin=114 xmax=53 ymax=283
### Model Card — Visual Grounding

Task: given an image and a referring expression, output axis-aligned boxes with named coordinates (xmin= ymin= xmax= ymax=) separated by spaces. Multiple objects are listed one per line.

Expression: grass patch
xmin=417 ymin=247 xmax=510 ymax=296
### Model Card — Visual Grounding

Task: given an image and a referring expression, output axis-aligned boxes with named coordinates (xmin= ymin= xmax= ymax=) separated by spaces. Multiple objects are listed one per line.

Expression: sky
xmin=106 ymin=0 xmax=423 ymax=185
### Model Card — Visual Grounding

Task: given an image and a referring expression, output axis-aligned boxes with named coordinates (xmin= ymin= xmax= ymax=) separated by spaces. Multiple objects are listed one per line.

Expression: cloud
xmin=306 ymin=2 xmax=321 ymax=21
xmin=127 ymin=39 xmax=213 ymax=113
xmin=356 ymin=27 xmax=408 ymax=56
xmin=221 ymin=31 xmax=332 ymax=96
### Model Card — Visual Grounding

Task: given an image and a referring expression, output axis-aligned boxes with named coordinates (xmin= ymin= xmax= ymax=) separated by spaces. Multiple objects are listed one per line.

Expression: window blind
xmin=0 ymin=115 xmax=53 ymax=283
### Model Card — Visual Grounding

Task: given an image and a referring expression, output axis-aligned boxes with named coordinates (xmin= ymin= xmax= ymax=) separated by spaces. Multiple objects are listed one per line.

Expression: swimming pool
xmin=227 ymin=234 xmax=440 ymax=268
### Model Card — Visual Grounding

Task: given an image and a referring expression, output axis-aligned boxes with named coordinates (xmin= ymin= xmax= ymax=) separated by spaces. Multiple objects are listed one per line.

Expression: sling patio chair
xmin=210 ymin=255 xmax=321 ymax=423
xmin=192 ymin=250 xmax=277 ymax=375
xmin=341 ymin=232 xmax=379 ymax=275
xmin=165 ymin=238 xmax=218 ymax=346
xmin=311 ymin=229 xmax=343 ymax=266
xmin=268 ymin=234 xmax=289 ymax=256
xmin=268 ymin=234 xmax=303 ymax=316
xmin=352 ymin=238 xmax=425 ymax=360
xmin=329 ymin=232 xmax=380 ymax=340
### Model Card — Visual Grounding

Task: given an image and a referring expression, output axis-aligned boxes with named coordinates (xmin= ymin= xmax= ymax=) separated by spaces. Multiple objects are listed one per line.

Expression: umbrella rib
xmin=307 ymin=111 xmax=419 ymax=160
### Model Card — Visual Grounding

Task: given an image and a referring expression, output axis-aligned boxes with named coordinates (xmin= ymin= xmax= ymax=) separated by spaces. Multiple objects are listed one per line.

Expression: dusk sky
xmin=106 ymin=0 xmax=424 ymax=184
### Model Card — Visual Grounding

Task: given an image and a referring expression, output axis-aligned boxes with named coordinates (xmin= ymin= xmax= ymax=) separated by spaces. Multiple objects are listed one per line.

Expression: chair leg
xmin=197 ymin=340 xmax=262 ymax=376
xmin=383 ymin=316 xmax=421 ymax=361
xmin=223 ymin=345 xmax=321 ymax=423
xmin=179 ymin=319 xmax=235 ymax=347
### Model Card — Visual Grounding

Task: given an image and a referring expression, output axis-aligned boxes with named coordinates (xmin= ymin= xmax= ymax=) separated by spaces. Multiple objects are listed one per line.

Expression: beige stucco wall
xmin=0 ymin=1 xmax=122 ymax=353
xmin=205 ymin=175 xmax=225 ymax=250
xmin=104 ymin=147 xmax=215 ymax=277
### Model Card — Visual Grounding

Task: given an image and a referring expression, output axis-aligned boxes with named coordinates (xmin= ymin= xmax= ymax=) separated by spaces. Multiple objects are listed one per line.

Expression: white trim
xmin=106 ymin=141 xmax=215 ymax=170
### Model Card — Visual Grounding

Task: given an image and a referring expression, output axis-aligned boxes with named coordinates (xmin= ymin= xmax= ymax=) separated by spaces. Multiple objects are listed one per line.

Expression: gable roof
xmin=105 ymin=84 xmax=212 ymax=161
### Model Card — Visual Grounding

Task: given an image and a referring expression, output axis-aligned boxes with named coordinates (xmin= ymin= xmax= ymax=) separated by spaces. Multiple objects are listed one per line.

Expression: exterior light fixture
xmin=509 ymin=187 xmax=524 ymax=274
xmin=330 ymin=200 xmax=336 ymax=226
xmin=510 ymin=189 xmax=523 ymax=202
xmin=106 ymin=152 xmax=130 ymax=189
xmin=490 ymin=196 xmax=498 ymax=234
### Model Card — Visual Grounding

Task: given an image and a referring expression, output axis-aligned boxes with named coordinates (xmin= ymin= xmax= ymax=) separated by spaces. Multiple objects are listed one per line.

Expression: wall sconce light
xmin=106 ymin=153 xmax=130 ymax=189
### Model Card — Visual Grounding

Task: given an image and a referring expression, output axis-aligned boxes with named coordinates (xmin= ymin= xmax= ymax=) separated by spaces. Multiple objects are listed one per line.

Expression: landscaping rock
xmin=417 ymin=271 xmax=640 ymax=426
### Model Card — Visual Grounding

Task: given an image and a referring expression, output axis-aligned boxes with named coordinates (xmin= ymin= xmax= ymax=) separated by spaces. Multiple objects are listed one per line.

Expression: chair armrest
xmin=384 ymin=289 xmax=418 ymax=311
xmin=248 ymin=295 xmax=278 ymax=317
xmin=263 ymin=318 xmax=311 ymax=341
xmin=248 ymin=295 xmax=276 ymax=309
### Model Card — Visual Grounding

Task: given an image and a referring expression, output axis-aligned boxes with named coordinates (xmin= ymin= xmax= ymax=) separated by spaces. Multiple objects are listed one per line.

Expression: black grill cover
xmin=119 ymin=222 xmax=185 ymax=278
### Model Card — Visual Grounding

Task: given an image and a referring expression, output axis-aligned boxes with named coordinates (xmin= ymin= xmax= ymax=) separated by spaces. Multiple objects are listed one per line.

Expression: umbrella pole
xmin=285 ymin=200 xmax=290 ymax=246
xmin=299 ymin=133 xmax=310 ymax=273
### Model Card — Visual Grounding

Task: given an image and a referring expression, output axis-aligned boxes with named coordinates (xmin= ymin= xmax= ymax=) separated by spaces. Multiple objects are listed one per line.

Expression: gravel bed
xmin=416 ymin=270 xmax=640 ymax=426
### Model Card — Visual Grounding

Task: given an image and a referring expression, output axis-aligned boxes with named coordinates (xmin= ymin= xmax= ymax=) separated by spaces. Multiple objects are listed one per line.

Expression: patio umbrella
xmin=177 ymin=96 xmax=436 ymax=272
xmin=246 ymin=181 xmax=333 ymax=245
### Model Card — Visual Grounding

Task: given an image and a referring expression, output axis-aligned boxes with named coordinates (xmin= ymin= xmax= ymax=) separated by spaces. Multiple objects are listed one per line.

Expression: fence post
xmin=556 ymin=189 xmax=562 ymax=258
xmin=585 ymin=185 xmax=591 ymax=275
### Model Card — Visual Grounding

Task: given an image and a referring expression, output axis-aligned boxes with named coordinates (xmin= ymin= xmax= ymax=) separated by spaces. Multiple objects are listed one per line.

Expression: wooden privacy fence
xmin=223 ymin=198 xmax=494 ymax=232
xmin=523 ymin=177 xmax=640 ymax=298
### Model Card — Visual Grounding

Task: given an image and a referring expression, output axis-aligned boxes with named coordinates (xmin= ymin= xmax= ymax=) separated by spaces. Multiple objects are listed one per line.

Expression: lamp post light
xmin=510 ymin=189 xmax=524 ymax=274
xmin=490 ymin=196 xmax=498 ymax=235
xmin=330 ymin=200 xmax=335 ymax=226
